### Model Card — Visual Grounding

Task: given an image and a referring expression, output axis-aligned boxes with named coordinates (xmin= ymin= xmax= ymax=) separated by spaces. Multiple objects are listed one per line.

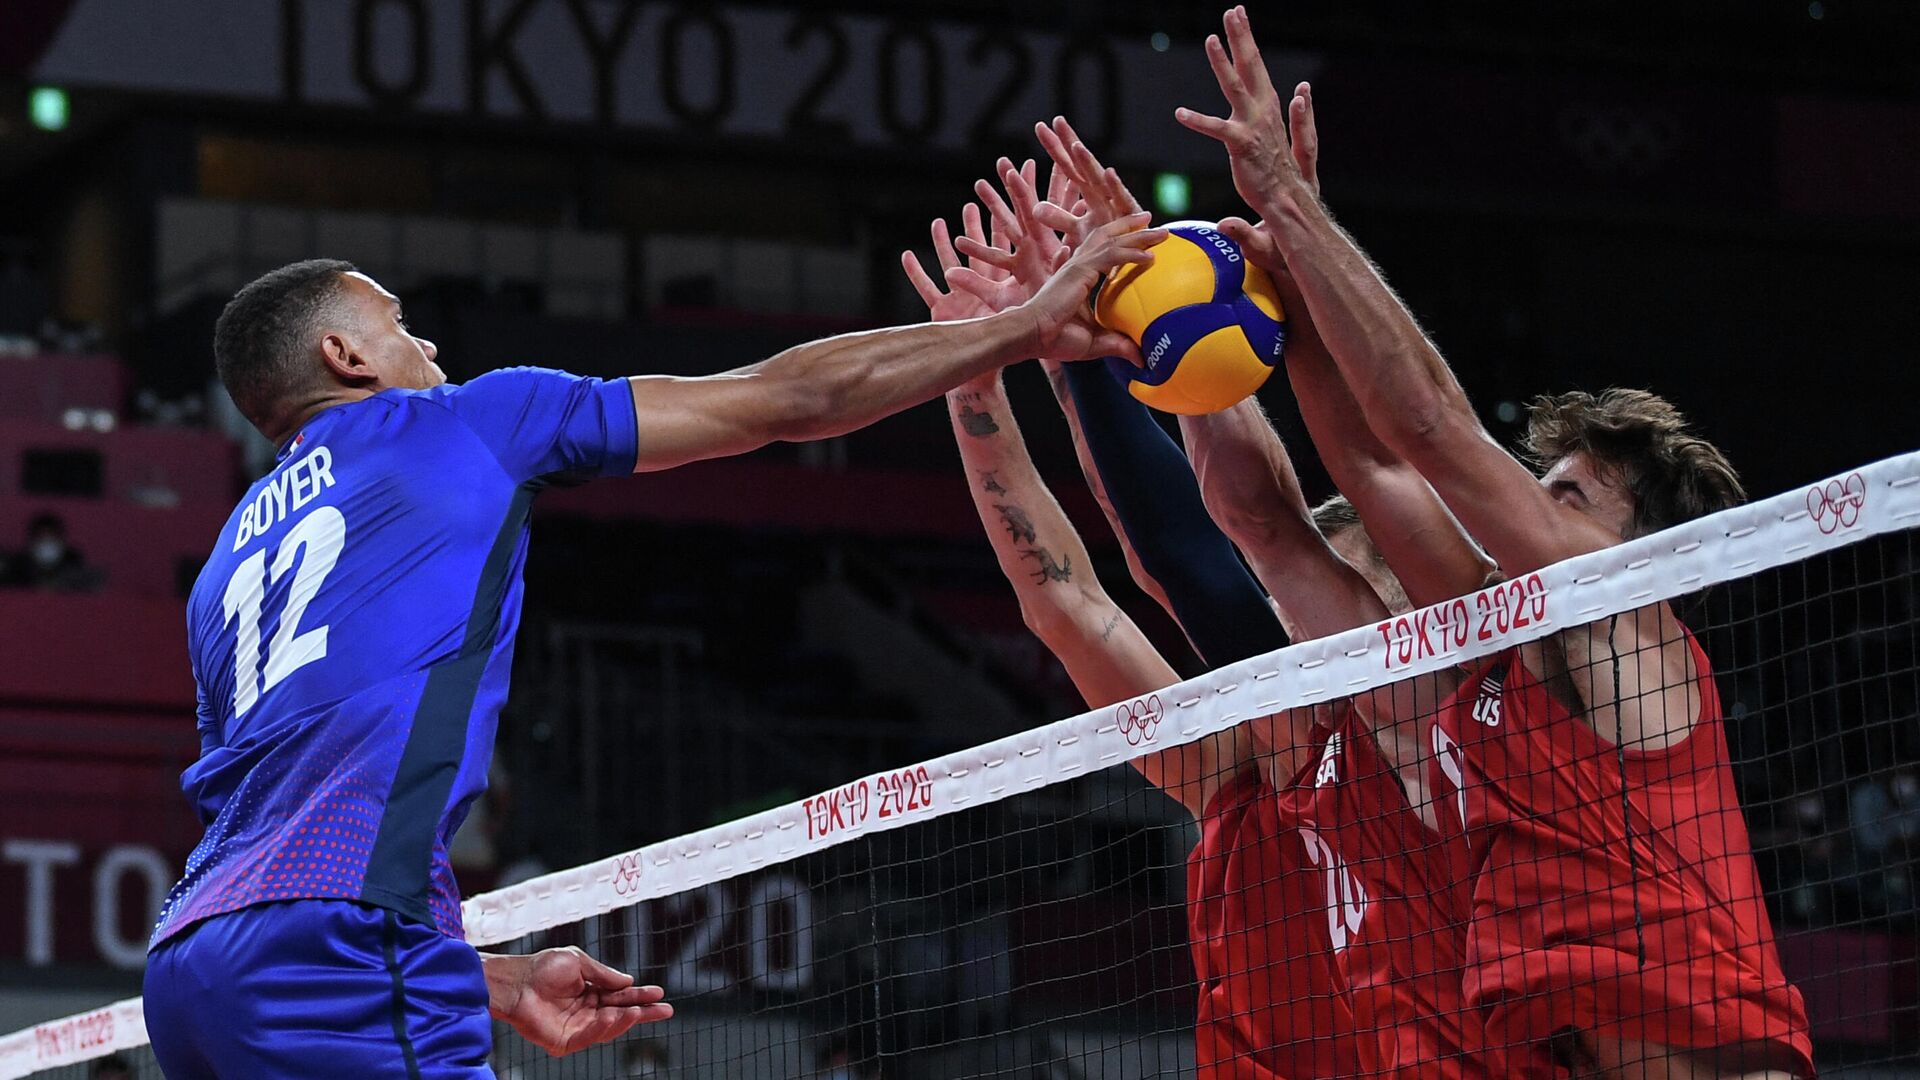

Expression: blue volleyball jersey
xmin=151 ymin=368 xmax=638 ymax=946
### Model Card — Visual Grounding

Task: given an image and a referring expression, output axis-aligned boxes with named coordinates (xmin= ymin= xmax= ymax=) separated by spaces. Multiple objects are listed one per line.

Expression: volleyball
xmin=1093 ymin=220 xmax=1288 ymax=415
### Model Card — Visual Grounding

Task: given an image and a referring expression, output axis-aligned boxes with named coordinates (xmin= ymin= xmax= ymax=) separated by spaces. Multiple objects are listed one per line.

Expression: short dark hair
xmin=1522 ymin=388 xmax=1745 ymax=539
xmin=213 ymin=259 xmax=357 ymax=421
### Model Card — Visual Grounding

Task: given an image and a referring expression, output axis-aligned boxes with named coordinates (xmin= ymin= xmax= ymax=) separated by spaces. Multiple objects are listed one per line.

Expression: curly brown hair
xmin=1522 ymin=388 xmax=1745 ymax=539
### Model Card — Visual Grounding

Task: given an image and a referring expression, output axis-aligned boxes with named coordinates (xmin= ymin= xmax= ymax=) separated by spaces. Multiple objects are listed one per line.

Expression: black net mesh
xmin=8 ymin=524 xmax=1917 ymax=1080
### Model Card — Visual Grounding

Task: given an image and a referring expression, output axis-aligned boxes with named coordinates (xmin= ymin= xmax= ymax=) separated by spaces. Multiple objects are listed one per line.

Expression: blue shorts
xmin=143 ymin=899 xmax=494 ymax=1080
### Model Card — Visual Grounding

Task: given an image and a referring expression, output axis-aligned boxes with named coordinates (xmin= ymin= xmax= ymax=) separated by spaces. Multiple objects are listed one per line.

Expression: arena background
xmin=1 ymin=0 xmax=1918 ymax=1070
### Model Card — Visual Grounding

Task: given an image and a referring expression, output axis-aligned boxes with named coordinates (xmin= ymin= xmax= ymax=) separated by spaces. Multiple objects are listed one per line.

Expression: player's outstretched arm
xmin=1037 ymin=116 xmax=1456 ymax=785
xmin=482 ymin=947 xmax=673 ymax=1057
xmin=1180 ymin=8 xmax=1698 ymax=750
xmin=1027 ymin=117 xmax=1362 ymax=636
xmin=972 ymin=146 xmax=1290 ymax=673
xmin=1195 ymin=73 xmax=1495 ymax=607
xmin=947 ymin=372 xmax=1236 ymax=820
xmin=1175 ymin=6 xmax=1612 ymax=572
xmin=908 ymin=200 xmax=1238 ymax=819
xmin=624 ymin=216 xmax=1162 ymax=473
xmin=968 ymin=155 xmax=1176 ymax=619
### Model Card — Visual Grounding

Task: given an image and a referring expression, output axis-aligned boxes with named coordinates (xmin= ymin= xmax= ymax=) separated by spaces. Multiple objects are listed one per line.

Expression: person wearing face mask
xmin=15 ymin=513 xmax=100 ymax=593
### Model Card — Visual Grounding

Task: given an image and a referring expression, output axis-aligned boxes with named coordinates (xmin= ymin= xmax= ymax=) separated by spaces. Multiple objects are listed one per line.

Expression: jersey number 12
xmin=220 ymin=506 xmax=347 ymax=717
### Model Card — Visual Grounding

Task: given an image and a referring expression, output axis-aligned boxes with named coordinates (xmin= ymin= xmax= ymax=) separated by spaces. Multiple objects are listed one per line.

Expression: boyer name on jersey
xmin=234 ymin=446 xmax=337 ymax=552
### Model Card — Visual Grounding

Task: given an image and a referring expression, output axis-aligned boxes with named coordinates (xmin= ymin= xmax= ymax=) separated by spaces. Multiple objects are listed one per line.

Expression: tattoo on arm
xmin=957 ymin=403 xmax=1001 ymax=437
xmin=994 ymin=504 xmax=1037 ymax=545
xmin=1099 ymin=611 xmax=1121 ymax=640
xmin=980 ymin=471 xmax=1007 ymax=495
xmin=1018 ymin=547 xmax=1074 ymax=584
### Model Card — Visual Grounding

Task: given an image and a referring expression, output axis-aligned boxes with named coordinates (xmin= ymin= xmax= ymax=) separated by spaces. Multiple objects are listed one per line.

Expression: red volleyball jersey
xmin=1188 ymin=762 xmax=1367 ymax=1079
xmin=1427 ymin=629 xmax=1813 ymax=1075
xmin=1302 ymin=710 xmax=1508 ymax=1078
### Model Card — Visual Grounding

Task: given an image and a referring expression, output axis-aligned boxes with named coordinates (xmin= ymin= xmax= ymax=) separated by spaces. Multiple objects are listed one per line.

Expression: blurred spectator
xmin=811 ymin=1035 xmax=877 ymax=1080
xmin=4 ymin=513 xmax=102 ymax=592
xmin=1779 ymin=795 xmax=1835 ymax=925
xmin=1849 ymin=765 xmax=1920 ymax=858
xmin=129 ymin=465 xmax=183 ymax=509
xmin=624 ymin=1038 xmax=670 ymax=1077
xmin=88 ymin=1055 xmax=133 ymax=1080
xmin=38 ymin=313 xmax=104 ymax=355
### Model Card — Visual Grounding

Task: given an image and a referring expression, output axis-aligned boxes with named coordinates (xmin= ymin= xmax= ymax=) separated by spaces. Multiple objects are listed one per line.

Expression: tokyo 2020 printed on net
xmin=5 ymin=452 xmax=1917 ymax=1079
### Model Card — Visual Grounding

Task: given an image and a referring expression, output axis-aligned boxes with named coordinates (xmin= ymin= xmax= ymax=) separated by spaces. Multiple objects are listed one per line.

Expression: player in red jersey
xmin=1173 ymin=7 xmax=1813 ymax=1075
xmin=1026 ymin=118 xmax=1510 ymax=1078
xmin=906 ymin=162 xmax=1373 ymax=1078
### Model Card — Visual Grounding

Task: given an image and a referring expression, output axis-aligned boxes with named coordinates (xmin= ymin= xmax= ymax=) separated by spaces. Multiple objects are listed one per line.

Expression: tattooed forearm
xmin=1018 ymin=547 xmax=1074 ymax=584
xmin=1099 ymin=611 xmax=1121 ymax=640
xmin=980 ymin=471 xmax=1007 ymax=495
xmin=994 ymin=504 xmax=1037 ymax=545
xmin=956 ymin=402 xmax=1001 ymax=437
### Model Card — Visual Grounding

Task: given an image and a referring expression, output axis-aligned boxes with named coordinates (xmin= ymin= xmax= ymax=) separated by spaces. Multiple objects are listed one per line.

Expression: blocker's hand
xmin=1175 ymin=6 xmax=1319 ymax=217
xmin=953 ymin=157 xmax=1073 ymax=297
xmin=954 ymin=214 xmax=1163 ymax=364
xmin=902 ymin=201 xmax=1008 ymax=324
xmin=1031 ymin=116 xmax=1146 ymax=240
xmin=905 ymin=153 xmax=1078 ymax=325
xmin=1213 ymin=79 xmax=1325 ymax=348
xmin=484 ymin=947 xmax=673 ymax=1057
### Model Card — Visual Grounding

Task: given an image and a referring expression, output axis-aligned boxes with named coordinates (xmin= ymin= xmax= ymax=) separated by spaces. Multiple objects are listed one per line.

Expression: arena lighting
xmin=29 ymin=86 xmax=69 ymax=132
xmin=1154 ymin=171 xmax=1192 ymax=216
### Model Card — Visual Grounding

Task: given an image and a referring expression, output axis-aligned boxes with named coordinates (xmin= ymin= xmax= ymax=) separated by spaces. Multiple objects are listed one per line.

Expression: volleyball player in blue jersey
xmin=143 ymin=223 xmax=1160 ymax=1080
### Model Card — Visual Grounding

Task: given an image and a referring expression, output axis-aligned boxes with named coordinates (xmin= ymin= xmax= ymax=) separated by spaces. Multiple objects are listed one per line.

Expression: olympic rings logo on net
xmin=1808 ymin=473 xmax=1866 ymax=534
xmin=1116 ymin=694 xmax=1164 ymax=747
xmin=612 ymin=852 xmax=646 ymax=896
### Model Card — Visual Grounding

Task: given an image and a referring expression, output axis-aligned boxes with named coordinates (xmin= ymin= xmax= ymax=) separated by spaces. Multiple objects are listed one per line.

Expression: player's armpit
xmin=1538 ymin=600 xmax=1702 ymax=751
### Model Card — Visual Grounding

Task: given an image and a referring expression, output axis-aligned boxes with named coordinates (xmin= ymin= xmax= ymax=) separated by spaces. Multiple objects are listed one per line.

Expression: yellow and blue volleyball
xmin=1093 ymin=220 xmax=1287 ymax=415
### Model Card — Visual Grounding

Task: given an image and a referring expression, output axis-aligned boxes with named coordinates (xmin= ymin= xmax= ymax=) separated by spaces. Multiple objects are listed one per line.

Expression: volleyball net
xmin=6 ymin=452 xmax=1917 ymax=1079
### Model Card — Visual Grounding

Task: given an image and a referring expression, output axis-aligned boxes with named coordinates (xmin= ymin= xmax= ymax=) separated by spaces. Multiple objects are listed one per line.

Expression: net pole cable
xmin=4 ymin=451 xmax=1916 ymax=1078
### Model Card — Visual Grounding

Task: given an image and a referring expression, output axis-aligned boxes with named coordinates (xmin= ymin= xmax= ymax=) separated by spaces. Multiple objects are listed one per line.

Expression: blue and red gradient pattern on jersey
xmin=152 ymin=368 xmax=638 ymax=946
